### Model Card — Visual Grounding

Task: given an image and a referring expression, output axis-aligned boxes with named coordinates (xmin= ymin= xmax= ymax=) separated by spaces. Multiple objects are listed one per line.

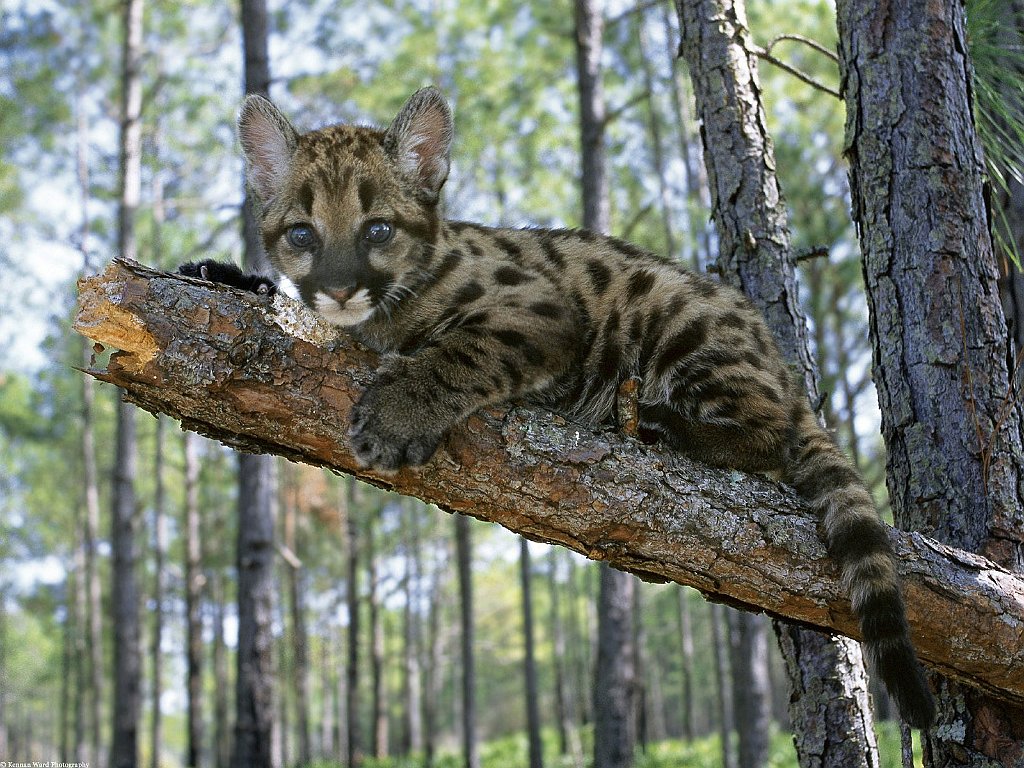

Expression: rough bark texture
xmin=183 ymin=430 xmax=204 ymax=768
xmin=593 ymin=564 xmax=636 ymax=768
xmin=455 ymin=515 xmax=480 ymax=768
xmin=837 ymin=0 xmax=1024 ymax=761
xmin=520 ymin=538 xmax=544 ymax=768
xmin=234 ymin=2 xmax=279 ymax=766
xmin=74 ymin=259 xmax=1024 ymax=707
xmin=110 ymin=0 xmax=144 ymax=764
xmin=675 ymin=0 xmax=877 ymax=762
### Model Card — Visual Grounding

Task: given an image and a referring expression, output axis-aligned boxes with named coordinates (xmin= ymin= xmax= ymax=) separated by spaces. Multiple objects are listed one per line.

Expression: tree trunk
xmin=710 ymin=603 xmax=736 ymax=768
xmin=837 ymin=0 xmax=1024 ymax=760
xmin=233 ymin=2 xmax=279 ymax=766
xmin=520 ymin=537 xmax=544 ymax=768
xmin=548 ymin=549 xmax=582 ymax=764
xmin=150 ymin=416 xmax=167 ymax=768
xmin=729 ymin=612 xmax=770 ymax=768
xmin=283 ymin=467 xmax=312 ymax=767
xmin=593 ymin=564 xmax=636 ymax=768
xmin=401 ymin=500 xmax=423 ymax=757
xmin=369 ymin=515 xmax=388 ymax=759
xmin=675 ymin=1 xmax=881 ymax=764
xmin=232 ymin=453 xmax=278 ymax=768
xmin=676 ymin=589 xmax=695 ymax=741
xmin=184 ymin=430 xmax=205 ymax=768
xmin=74 ymin=78 xmax=102 ymax=767
xmin=110 ymin=0 xmax=144 ymax=765
xmin=455 ymin=514 xmax=480 ymax=768
xmin=111 ymin=389 xmax=141 ymax=768
xmin=210 ymin=573 xmax=230 ymax=768
xmin=575 ymin=2 xmax=638 ymax=765
xmin=344 ymin=479 xmax=362 ymax=766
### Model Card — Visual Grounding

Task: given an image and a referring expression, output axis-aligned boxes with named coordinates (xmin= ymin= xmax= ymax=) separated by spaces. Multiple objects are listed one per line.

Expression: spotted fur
xmin=211 ymin=87 xmax=935 ymax=727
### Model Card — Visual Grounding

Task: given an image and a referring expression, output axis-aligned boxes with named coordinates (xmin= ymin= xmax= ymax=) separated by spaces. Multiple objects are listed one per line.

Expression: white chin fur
xmin=313 ymin=288 xmax=375 ymax=327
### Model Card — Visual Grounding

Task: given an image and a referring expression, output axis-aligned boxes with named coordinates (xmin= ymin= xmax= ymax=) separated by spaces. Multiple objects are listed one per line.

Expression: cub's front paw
xmin=348 ymin=382 xmax=445 ymax=471
xmin=178 ymin=259 xmax=277 ymax=296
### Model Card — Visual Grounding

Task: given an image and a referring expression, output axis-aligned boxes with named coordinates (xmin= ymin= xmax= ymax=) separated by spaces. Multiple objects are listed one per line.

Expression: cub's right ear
xmin=238 ymin=94 xmax=298 ymax=202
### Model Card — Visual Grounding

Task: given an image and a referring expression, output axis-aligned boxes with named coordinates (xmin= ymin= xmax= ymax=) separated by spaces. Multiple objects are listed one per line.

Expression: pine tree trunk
xmin=150 ymin=417 xmax=166 ymax=768
xmin=369 ymin=516 xmax=388 ymax=759
xmin=233 ymin=2 xmax=279 ymax=766
xmin=575 ymin=1 xmax=638 ymax=764
xmin=111 ymin=388 xmax=141 ymax=768
xmin=676 ymin=590 xmax=695 ymax=741
xmin=520 ymin=538 xmax=544 ymax=768
xmin=710 ymin=603 xmax=736 ymax=768
xmin=401 ymin=501 xmax=424 ymax=757
xmin=283 ymin=468 xmax=312 ymax=767
xmin=184 ymin=431 xmax=205 ymax=768
xmin=729 ymin=613 xmax=770 ymax=768
xmin=232 ymin=453 xmax=278 ymax=768
xmin=110 ymin=1 xmax=144 ymax=763
xmin=836 ymin=0 xmax=1024 ymax=759
xmin=455 ymin=515 xmax=480 ymax=768
xmin=675 ymin=1 xmax=881 ymax=764
xmin=74 ymin=81 xmax=101 ymax=767
xmin=344 ymin=479 xmax=362 ymax=766
xmin=212 ymin=571 xmax=231 ymax=768
xmin=593 ymin=564 xmax=636 ymax=768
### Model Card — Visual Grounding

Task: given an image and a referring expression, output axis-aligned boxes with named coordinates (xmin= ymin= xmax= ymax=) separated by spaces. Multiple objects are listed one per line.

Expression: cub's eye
xmin=286 ymin=224 xmax=317 ymax=249
xmin=363 ymin=220 xmax=394 ymax=245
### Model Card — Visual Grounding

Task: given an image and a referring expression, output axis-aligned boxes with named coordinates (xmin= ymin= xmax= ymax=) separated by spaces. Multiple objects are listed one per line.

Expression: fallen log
xmin=74 ymin=258 xmax=1024 ymax=706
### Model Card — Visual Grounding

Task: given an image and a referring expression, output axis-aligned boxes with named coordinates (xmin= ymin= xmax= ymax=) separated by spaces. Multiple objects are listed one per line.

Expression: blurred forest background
xmin=1 ymin=0 xmax=1019 ymax=766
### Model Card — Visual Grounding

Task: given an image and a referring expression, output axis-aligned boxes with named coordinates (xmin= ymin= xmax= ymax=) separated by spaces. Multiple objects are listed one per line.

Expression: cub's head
xmin=238 ymin=88 xmax=453 ymax=326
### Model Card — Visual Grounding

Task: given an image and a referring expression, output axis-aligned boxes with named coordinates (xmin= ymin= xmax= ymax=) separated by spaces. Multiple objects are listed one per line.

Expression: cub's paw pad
xmin=178 ymin=259 xmax=277 ymax=296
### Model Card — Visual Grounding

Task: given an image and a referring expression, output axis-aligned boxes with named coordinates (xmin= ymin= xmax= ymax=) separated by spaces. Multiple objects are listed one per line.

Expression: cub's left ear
xmin=383 ymin=87 xmax=454 ymax=204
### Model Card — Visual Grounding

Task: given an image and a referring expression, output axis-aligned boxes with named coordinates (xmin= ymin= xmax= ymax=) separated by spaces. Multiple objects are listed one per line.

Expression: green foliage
xmin=966 ymin=0 xmax=1024 ymax=265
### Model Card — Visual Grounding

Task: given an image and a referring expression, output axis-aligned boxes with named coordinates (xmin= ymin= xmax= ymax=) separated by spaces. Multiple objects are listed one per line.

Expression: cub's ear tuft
xmin=383 ymin=87 xmax=454 ymax=204
xmin=238 ymin=94 xmax=299 ymax=202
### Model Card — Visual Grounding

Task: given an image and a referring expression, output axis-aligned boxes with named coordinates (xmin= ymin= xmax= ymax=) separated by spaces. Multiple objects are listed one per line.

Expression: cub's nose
xmin=326 ymin=286 xmax=357 ymax=306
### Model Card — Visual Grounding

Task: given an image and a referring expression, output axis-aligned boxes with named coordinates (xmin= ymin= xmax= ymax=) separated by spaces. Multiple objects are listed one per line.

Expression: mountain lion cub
xmin=184 ymin=87 xmax=934 ymax=727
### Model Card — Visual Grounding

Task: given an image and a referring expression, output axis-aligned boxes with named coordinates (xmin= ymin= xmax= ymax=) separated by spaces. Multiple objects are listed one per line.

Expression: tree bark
xmin=455 ymin=515 xmax=480 ymax=768
xmin=344 ymin=479 xmax=362 ymax=766
xmin=110 ymin=0 xmax=144 ymax=763
xmin=282 ymin=465 xmax=312 ymax=767
xmin=73 ymin=258 xmax=1024 ymax=709
xmin=234 ymin=2 xmax=279 ymax=765
xmin=710 ymin=603 xmax=735 ymax=768
xmin=184 ymin=430 xmax=205 ymax=768
xmin=400 ymin=500 xmax=424 ymax=757
xmin=369 ymin=516 xmax=388 ymax=759
xmin=150 ymin=417 xmax=167 ymax=768
xmin=520 ymin=537 xmax=544 ymax=768
xmin=593 ymin=564 xmax=636 ymax=768
xmin=729 ymin=612 xmax=770 ymax=768
xmin=837 ymin=0 xmax=1024 ymax=760
xmin=675 ymin=0 xmax=879 ymax=763
xmin=232 ymin=453 xmax=278 ymax=768
xmin=575 ymin=2 xmax=638 ymax=765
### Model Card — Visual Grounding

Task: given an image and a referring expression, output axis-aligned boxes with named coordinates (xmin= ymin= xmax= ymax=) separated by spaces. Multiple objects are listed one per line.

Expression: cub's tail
xmin=783 ymin=404 xmax=935 ymax=728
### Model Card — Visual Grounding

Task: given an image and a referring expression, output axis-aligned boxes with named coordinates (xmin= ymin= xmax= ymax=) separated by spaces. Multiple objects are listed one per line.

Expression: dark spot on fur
xmin=529 ymin=301 xmax=562 ymax=319
xmin=358 ymin=179 xmax=377 ymax=212
xmin=540 ymin=237 xmax=566 ymax=268
xmin=720 ymin=311 xmax=747 ymax=330
xmin=655 ymin=319 xmax=708 ymax=378
xmin=298 ymin=184 xmax=314 ymax=216
xmin=627 ymin=269 xmax=657 ymax=300
xmin=493 ymin=234 xmax=524 ymax=263
xmin=495 ymin=266 xmax=530 ymax=285
xmin=453 ymin=281 xmax=485 ymax=305
xmin=494 ymin=329 xmax=527 ymax=347
xmin=586 ymin=259 xmax=612 ymax=294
